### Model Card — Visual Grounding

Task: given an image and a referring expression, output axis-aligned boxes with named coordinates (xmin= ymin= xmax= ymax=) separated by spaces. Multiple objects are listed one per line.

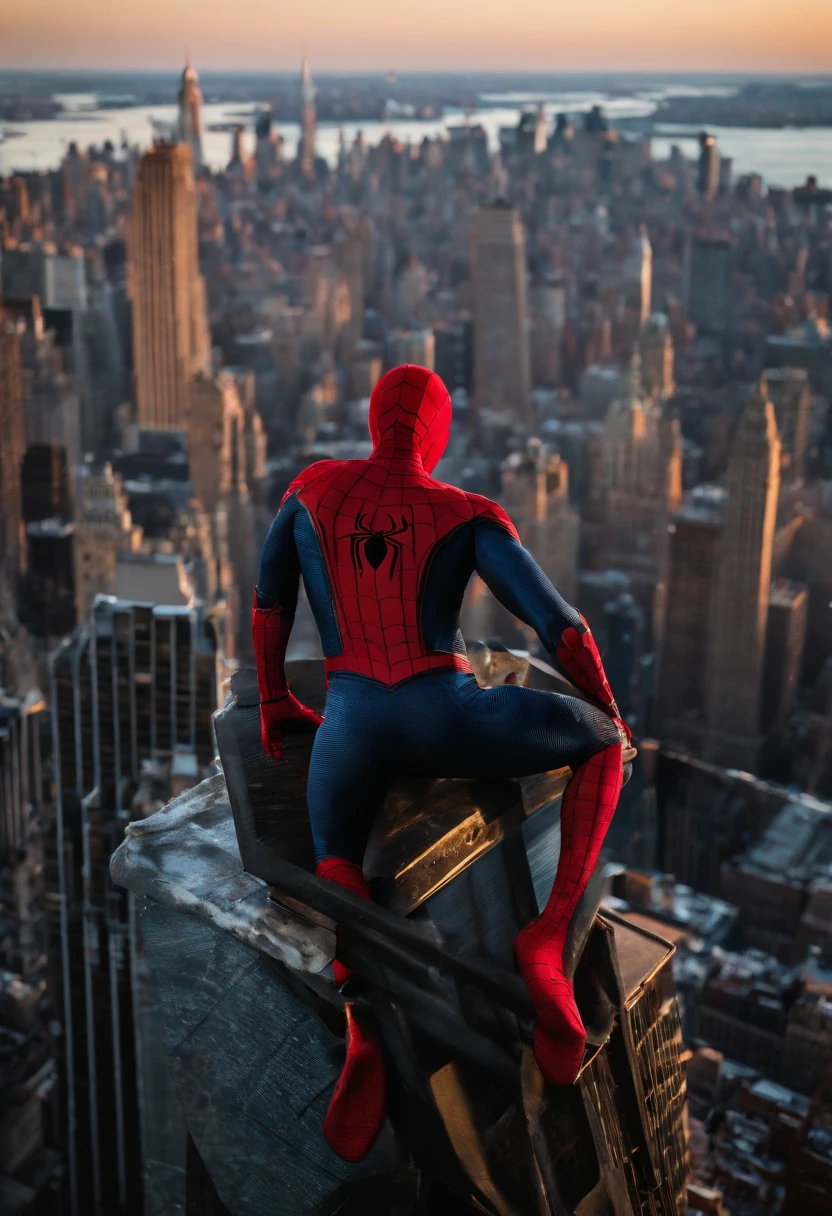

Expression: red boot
xmin=315 ymin=858 xmax=387 ymax=1161
xmin=322 ymin=1003 xmax=386 ymax=1163
xmin=515 ymin=741 xmax=624 ymax=1086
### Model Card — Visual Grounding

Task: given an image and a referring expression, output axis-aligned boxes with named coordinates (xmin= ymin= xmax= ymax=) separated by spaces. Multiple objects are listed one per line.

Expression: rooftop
xmin=738 ymin=799 xmax=832 ymax=885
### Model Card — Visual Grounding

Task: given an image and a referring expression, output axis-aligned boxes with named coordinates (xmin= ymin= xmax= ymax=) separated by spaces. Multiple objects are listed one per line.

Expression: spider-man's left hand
xmin=612 ymin=716 xmax=632 ymax=747
xmin=260 ymin=692 xmax=323 ymax=760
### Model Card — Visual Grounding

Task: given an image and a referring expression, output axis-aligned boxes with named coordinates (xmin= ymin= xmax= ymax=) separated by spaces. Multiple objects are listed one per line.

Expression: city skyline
xmin=4 ymin=0 xmax=832 ymax=73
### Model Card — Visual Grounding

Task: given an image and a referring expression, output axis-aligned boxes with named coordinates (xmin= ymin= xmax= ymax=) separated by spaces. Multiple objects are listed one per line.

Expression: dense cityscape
xmin=0 ymin=55 xmax=831 ymax=1216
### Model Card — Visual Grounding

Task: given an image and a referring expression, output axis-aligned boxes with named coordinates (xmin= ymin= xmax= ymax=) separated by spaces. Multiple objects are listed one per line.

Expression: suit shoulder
xmin=466 ymin=493 xmax=520 ymax=538
xmin=281 ymin=460 xmax=345 ymax=505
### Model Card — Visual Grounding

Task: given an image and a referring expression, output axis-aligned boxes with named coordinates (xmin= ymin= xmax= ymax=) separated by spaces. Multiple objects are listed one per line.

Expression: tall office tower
xmin=0 ymin=687 xmax=61 ymax=1207
xmin=4 ymin=295 xmax=81 ymax=473
xmin=471 ymin=202 xmax=531 ymax=425
xmin=393 ymin=255 xmax=430 ymax=328
xmin=233 ymin=369 xmax=268 ymax=496
xmin=333 ymin=219 xmax=371 ymax=353
xmin=61 ymin=142 xmax=89 ymax=224
xmin=129 ymin=142 xmax=211 ymax=430
xmin=227 ymin=125 xmax=251 ymax=179
xmin=49 ymin=592 xmax=223 ymax=1216
xmin=685 ymin=234 xmax=734 ymax=333
xmin=624 ymin=225 xmax=652 ymax=326
xmin=299 ymin=58 xmax=317 ymax=172
xmin=177 ymin=58 xmax=203 ymax=171
xmin=73 ymin=463 xmax=143 ymax=620
xmin=186 ymin=372 xmax=248 ymax=512
xmin=8 ymin=175 xmax=31 ymax=233
xmin=697 ymin=132 xmax=719 ymax=199
xmin=704 ymin=379 xmax=781 ymax=771
xmin=586 ymin=351 xmax=682 ymax=614
xmin=254 ymin=107 xmax=281 ymax=184
xmin=0 ymin=316 xmax=25 ymax=585
xmin=501 ymin=439 xmax=580 ymax=602
xmin=762 ymin=580 xmax=808 ymax=733
xmin=529 ymin=276 xmax=566 ymax=388
xmin=21 ymin=443 xmax=71 ymax=523
xmin=22 ymin=519 xmax=76 ymax=637
xmin=603 ymin=592 xmax=646 ymax=723
xmin=433 ymin=316 xmax=473 ymax=394
xmin=764 ymin=366 xmax=811 ymax=486
xmin=658 ymin=485 xmax=726 ymax=752
xmin=639 ymin=312 xmax=675 ymax=402
xmin=385 ymin=328 xmax=435 ymax=372
xmin=43 ymin=246 xmax=88 ymax=311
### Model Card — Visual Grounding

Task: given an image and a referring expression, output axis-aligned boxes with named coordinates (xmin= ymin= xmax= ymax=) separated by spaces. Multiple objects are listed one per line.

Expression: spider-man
xmin=254 ymin=364 xmax=629 ymax=1163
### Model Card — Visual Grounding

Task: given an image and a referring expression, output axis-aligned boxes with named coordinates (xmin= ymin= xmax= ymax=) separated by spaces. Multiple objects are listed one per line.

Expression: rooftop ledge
xmin=111 ymin=655 xmax=688 ymax=1216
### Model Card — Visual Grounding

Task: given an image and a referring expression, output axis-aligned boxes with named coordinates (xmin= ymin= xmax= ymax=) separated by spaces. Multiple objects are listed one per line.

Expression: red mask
xmin=367 ymin=364 xmax=452 ymax=473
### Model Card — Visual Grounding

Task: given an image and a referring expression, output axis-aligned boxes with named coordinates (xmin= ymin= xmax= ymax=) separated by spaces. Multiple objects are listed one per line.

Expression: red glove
xmin=259 ymin=692 xmax=323 ymax=760
xmin=252 ymin=590 xmax=322 ymax=759
xmin=555 ymin=617 xmax=617 ymax=713
xmin=555 ymin=618 xmax=631 ymax=742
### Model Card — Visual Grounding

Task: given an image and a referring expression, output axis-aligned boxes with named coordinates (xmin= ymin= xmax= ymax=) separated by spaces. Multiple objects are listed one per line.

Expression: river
xmin=1 ymin=86 xmax=830 ymax=188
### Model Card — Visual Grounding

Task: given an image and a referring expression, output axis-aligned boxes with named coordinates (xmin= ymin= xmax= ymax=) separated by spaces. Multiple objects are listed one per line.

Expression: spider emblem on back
xmin=345 ymin=512 xmax=409 ymax=577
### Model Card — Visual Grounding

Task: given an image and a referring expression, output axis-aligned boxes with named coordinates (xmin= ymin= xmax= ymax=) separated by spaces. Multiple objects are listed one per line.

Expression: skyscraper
xmin=625 ymin=225 xmax=652 ymax=326
xmin=529 ymin=276 xmax=566 ymax=388
xmin=50 ymin=592 xmax=222 ymax=1215
xmin=471 ymin=202 xmax=531 ymax=424
xmin=658 ymin=485 xmax=727 ymax=752
xmin=640 ymin=312 xmax=675 ymax=402
xmin=385 ymin=329 xmax=435 ymax=371
xmin=299 ymin=59 xmax=316 ymax=173
xmin=0 ymin=316 xmax=25 ymax=585
xmin=685 ymin=234 xmax=734 ymax=334
xmin=585 ymin=350 xmax=682 ymax=606
xmin=704 ymin=379 xmax=781 ymax=770
xmin=762 ymin=580 xmax=808 ymax=733
xmin=254 ymin=107 xmax=282 ymax=184
xmin=177 ymin=59 xmax=203 ymax=171
xmin=72 ymin=463 xmax=142 ymax=620
xmin=186 ymin=372 xmax=248 ymax=511
xmin=765 ymin=366 xmax=811 ymax=487
xmin=697 ymin=132 xmax=719 ymax=200
xmin=129 ymin=142 xmax=211 ymax=430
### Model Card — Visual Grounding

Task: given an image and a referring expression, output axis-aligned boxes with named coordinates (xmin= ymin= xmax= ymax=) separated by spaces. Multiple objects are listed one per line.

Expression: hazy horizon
xmin=4 ymin=0 xmax=832 ymax=74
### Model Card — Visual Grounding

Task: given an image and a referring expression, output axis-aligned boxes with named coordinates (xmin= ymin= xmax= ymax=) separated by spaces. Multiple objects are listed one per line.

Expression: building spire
xmin=299 ymin=57 xmax=317 ymax=172
xmin=177 ymin=55 xmax=203 ymax=169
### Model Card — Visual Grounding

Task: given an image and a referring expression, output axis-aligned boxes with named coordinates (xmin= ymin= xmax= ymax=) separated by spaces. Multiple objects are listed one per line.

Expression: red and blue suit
xmin=253 ymin=365 xmax=627 ymax=1161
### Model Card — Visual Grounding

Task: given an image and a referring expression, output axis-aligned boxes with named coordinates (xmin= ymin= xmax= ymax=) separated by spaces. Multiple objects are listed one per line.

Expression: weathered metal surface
xmin=111 ymin=773 xmax=334 ymax=974
xmin=138 ymin=896 xmax=408 ymax=1216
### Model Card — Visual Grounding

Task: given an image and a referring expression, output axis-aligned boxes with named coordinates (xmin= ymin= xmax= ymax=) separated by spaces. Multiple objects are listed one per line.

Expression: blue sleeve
xmin=256 ymin=496 xmax=302 ymax=617
xmin=473 ymin=520 xmax=581 ymax=652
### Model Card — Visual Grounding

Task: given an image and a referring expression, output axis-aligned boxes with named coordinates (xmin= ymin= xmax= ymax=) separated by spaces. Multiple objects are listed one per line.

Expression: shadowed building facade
xmin=704 ymin=378 xmax=781 ymax=771
xmin=765 ymin=366 xmax=811 ymax=487
xmin=129 ymin=142 xmax=210 ymax=430
xmin=0 ymin=316 xmax=25 ymax=586
xmin=659 ymin=486 xmax=726 ymax=753
xmin=300 ymin=59 xmax=317 ymax=173
xmin=49 ymin=593 xmax=223 ymax=1216
xmin=471 ymin=202 xmax=531 ymax=426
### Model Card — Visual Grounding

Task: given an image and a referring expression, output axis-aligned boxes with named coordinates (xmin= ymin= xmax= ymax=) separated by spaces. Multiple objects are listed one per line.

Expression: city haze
xmin=3 ymin=0 xmax=832 ymax=72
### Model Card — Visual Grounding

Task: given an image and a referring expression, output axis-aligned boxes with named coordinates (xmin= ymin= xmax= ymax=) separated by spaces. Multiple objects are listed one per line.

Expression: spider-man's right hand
xmin=260 ymin=692 xmax=323 ymax=760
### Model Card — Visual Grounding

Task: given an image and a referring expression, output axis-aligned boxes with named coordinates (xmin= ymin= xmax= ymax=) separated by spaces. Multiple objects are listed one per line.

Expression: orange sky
xmin=2 ymin=0 xmax=831 ymax=72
